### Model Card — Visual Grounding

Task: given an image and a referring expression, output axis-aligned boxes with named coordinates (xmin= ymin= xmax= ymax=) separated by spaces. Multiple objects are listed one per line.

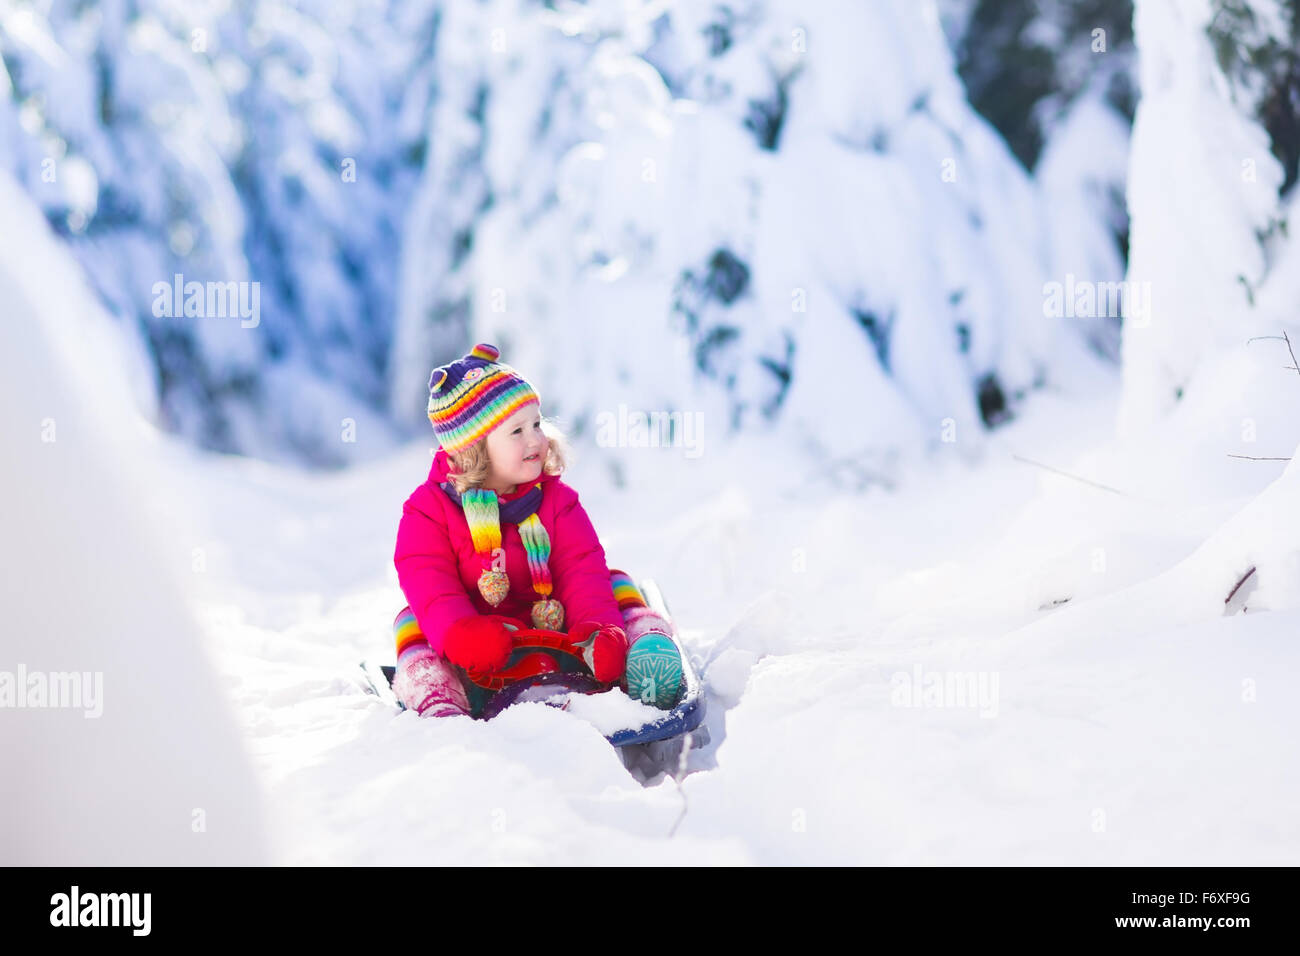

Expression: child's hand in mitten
xmin=567 ymin=621 xmax=629 ymax=683
xmin=442 ymin=615 xmax=516 ymax=677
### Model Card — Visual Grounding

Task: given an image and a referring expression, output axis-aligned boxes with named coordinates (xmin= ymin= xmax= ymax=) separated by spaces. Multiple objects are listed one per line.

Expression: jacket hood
xmin=428 ymin=446 xmax=558 ymax=499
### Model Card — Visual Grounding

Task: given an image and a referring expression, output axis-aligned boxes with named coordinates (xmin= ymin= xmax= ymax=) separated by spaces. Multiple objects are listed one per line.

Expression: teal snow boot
xmin=623 ymin=632 xmax=684 ymax=710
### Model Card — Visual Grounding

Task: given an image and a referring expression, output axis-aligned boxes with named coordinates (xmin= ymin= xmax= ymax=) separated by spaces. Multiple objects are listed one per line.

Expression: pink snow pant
xmin=391 ymin=569 xmax=671 ymax=716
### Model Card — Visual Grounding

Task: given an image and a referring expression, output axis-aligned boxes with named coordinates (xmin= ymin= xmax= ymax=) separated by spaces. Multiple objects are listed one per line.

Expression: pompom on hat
xmin=427 ymin=343 xmax=540 ymax=454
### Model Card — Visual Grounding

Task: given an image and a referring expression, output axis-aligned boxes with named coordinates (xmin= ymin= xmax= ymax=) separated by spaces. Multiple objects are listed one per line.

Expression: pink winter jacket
xmin=394 ymin=448 xmax=624 ymax=654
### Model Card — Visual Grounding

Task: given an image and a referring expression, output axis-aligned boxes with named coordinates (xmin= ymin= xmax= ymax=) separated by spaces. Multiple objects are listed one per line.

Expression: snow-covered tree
xmin=3 ymin=0 xmax=1137 ymax=478
xmin=391 ymin=0 xmax=1131 ymax=488
xmin=1117 ymin=0 xmax=1298 ymax=437
xmin=0 ymin=0 xmax=428 ymax=465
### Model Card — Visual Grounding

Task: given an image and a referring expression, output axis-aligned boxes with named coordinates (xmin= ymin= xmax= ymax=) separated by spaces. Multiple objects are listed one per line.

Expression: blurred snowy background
xmin=4 ymin=0 xmax=1300 ymax=865
xmin=1 ymin=0 xmax=1143 ymax=470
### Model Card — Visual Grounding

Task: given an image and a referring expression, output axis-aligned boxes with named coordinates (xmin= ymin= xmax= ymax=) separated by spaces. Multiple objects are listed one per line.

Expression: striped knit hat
xmin=427 ymin=343 xmax=540 ymax=453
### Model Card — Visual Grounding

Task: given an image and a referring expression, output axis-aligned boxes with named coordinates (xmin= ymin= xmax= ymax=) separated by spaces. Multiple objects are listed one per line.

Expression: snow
xmin=555 ymin=688 xmax=667 ymax=736
xmin=0 ymin=169 xmax=267 ymax=865
xmin=62 ymin=325 xmax=1290 ymax=865
xmin=5 ymin=0 xmax=1299 ymax=866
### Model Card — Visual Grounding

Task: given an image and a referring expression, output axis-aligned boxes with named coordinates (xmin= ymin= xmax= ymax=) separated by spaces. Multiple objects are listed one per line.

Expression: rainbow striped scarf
xmin=452 ymin=483 xmax=565 ymax=631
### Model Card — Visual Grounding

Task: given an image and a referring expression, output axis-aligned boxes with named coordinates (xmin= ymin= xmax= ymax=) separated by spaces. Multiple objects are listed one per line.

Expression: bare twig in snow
xmin=666 ymin=732 xmax=695 ymax=838
xmin=1246 ymin=332 xmax=1300 ymax=381
xmin=1226 ymin=567 xmax=1256 ymax=606
xmin=1284 ymin=330 xmax=1300 ymax=381
xmin=1011 ymin=454 xmax=1130 ymax=496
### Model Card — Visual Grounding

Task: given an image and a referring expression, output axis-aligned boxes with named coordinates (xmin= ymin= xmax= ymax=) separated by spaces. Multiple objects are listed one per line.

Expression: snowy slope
xmin=154 ymin=330 xmax=1300 ymax=864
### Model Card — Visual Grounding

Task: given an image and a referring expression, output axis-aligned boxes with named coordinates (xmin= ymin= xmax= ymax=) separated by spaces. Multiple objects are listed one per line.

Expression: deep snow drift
xmin=0 ymin=169 xmax=267 ymax=865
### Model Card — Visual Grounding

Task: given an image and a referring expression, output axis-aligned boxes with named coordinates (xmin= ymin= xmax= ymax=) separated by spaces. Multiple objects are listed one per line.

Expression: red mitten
xmin=442 ymin=615 xmax=514 ymax=677
xmin=567 ymin=621 xmax=629 ymax=684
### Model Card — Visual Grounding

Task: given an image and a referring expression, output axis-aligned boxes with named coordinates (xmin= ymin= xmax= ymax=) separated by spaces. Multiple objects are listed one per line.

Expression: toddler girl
xmin=391 ymin=343 xmax=683 ymax=718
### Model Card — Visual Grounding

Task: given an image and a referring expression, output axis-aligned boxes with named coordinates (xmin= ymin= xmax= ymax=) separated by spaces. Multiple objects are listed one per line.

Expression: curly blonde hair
xmin=446 ymin=417 xmax=569 ymax=494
